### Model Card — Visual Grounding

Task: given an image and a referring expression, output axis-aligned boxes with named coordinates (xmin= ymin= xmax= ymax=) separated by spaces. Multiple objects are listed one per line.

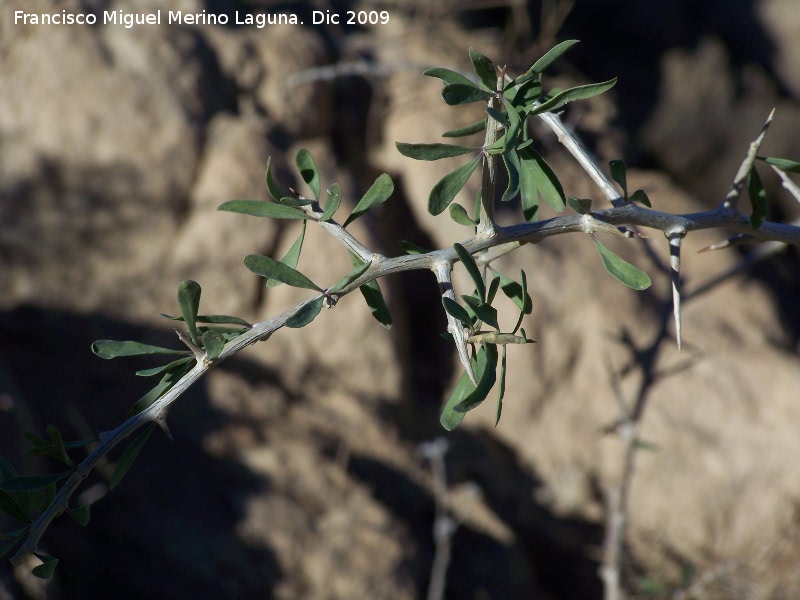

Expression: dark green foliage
xmin=593 ymin=239 xmax=652 ymax=290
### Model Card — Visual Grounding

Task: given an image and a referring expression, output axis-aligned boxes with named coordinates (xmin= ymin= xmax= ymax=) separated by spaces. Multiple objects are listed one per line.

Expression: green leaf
xmin=30 ymin=483 xmax=56 ymax=514
xmin=110 ymin=424 xmax=155 ymax=490
xmin=0 ymin=490 xmax=30 ymax=524
xmin=321 ymin=184 xmax=342 ymax=222
xmin=442 ymin=298 xmax=473 ymax=328
xmin=509 ymin=79 xmax=543 ymax=111
xmin=178 ymin=280 xmax=202 ymax=345
xmin=329 ymin=259 xmax=372 ymax=293
xmin=495 ymin=270 xmax=533 ymax=314
xmin=495 ymin=346 xmax=507 ymax=426
xmin=135 ymin=357 xmax=194 ymax=377
xmin=400 ymin=241 xmax=432 ymax=255
xmin=343 ymin=173 xmax=394 ymax=227
xmin=275 ymin=195 xmax=313 ymax=208
xmin=267 ymin=221 xmax=307 ymax=288
xmin=286 ymin=296 xmax=325 ymax=328
xmin=760 ymin=156 xmax=800 ymax=173
xmin=462 ymin=296 xmax=499 ymax=329
xmin=442 ymin=119 xmax=487 ymax=138
xmin=449 ymin=203 xmax=477 ymax=226
xmin=531 ymin=39 xmax=580 ymax=74
xmin=32 ymin=555 xmax=58 ymax=579
xmin=442 ymin=83 xmax=493 ymax=106
xmin=201 ymin=330 xmax=226 ymax=360
xmin=46 ymin=425 xmax=72 ymax=467
xmin=469 ymin=48 xmax=497 ymax=90
xmin=21 ymin=431 xmax=49 ymax=449
xmin=593 ymin=239 xmax=651 ymax=290
xmin=0 ymin=472 xmax=69 ymax=493
xmin=428 ymin=158 xmax=480 ymax=215
xmin=68 ymin=504 xmax=90 ymax=526
xmin=486 ymin=275 xmax=500 ymax=305
xmin=159 ymin=313 xmax=251 ymax=327
xmin=127 ymin=365 xmax=190 ymax=417
xmin=520 ymin=151 xmax=539 ymax=221
xmin=454 ymin=243 xmax=485 ymax=302
xmin=0 ymin=532 xmax=24 ymax=559
xmin=529 ymin=78 xmax=617 ymax=115
xmin=395 ymin=142 xmax=476 ymax=161
xmin=747 ymin=166 xmax=766 ymax=230
xmin=567 ymin=196 xmax=592 ymax=214
xmin=264 ymin=156 xmax=286 ymax=202
xmin=609 ymin=159 xmax=627 ymax=197
xmin=91 ymin=341 xmax=189 ymax=359
xmin=502 ymin=151 xmax=521 ymax=201
xmin=244 ymin=254 xmax=321 ymax=290
xmin=629 ymin=189 xmax=651 ymax=207
xmin=295 ymin=148 xmax=320 ymax=200
xmin=349 ymin=253 xmax=392 ymax=328
xmin=519 ymin=147 xmax=565 ymax=211
xmin=440 ymin=345 xmax=498 ymax=431
xmin=424 ymin=67 xmax=477 ymax=87
xmin=217 ymin=200 xmax=309 ymax=220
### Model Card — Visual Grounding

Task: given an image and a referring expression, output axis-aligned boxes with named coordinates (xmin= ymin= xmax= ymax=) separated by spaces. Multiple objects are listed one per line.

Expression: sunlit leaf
xmin=217 ymin=200 xmax=309 ymax=220
xmin=760 ymin=156 xmax=800 ymax=173
xmin=495 ymin=270 xmax=533 ymax=314
xmin=424 ymin=67 xmax=477 ymax=86
xmin=449 ymin=203 xmax=477 ymax=226
xmin=442 ymin=83 xmax=493 ymax=106
xmin=178 ymin=280 xmax=201 ymax=345
xmin=454 ymin=243 xmax=485 ymax=302
xmin=110 ymin=424 xmax=155 ymax=490
xmin=509 ymin=79 xmax=542 ymax=111
xmin=520 ymin=151 xmax=539 ymax=221
xmin=244 ymin=254 xmax=321 ymax=290
xmin=321 ymin=184 xmax=341 ymax=222
xmin=267 ymin=221 xmax=306 ymax=288
xmin=201 ymin=330 xmax=226 ymax=360
xmin=531 ymin=39 xmax=580 ymax=74
xmin=395 ymin=142 xmax=476 ymax=161
xmin=428 ymin=158 xmax=480 ymax=215
xmin=747 ymin=166 xmax=766 ymax=230
xmin=502 ymin=151 xmax=521 ymax=201
xmin=295 ymin=148 xmax=320 ymax=200
xmin=440 ymin=345 xmax=498 ymax=431
xmin=519 ymin=147 xmax=565 ymax=211
xmin=264 ymin=156 xmax=286 ymax=202
xmin=286 ymin=296 xmax=325 ymax=329
xmin=127 ymin=366 xmax=189 ymax=417
xmin=343 ymin=173 xmax=394 ymax=227
xmin=593 ymin=238 xmax=651 ymax=290
xmin=443 ymin=119 xmax=487 ymax=138
xmin=91 ymin=341 xmax=189 ymax=359
xmin=486 ymin=276 xmax=500 ymax=305
xmin=462 ymin=296 xmax=499 ymax=329
xmin=529 ymin=78 xmax=617 ymax=115
xmin=469 ymin=47 xmax=497 ymax=90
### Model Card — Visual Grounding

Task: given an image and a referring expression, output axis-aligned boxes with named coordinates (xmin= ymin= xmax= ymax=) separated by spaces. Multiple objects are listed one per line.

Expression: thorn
xmin=176 ymin=329 xmax=205 ymax=362
xmin=155 ymin=416 xmax=173 ymax=441
xmin=669 ymin=235 xmax=683 ymax=351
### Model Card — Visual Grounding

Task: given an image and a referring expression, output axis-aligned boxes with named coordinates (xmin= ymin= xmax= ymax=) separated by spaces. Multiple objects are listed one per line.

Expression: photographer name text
xmin=13 ymin=9 xmax=390 ymax=29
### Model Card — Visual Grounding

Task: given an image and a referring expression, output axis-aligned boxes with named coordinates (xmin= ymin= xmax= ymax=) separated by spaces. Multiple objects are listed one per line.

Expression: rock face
xmin=1 ymin=1 xmax=800 ymax=599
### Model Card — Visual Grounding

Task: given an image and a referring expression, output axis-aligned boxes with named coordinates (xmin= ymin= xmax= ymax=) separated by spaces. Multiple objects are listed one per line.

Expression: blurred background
xmin=1 ymin=0 xmax=800 ymax=598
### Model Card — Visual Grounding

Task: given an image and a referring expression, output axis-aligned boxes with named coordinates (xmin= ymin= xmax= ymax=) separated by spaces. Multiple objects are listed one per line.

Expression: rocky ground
xmin=1 ymin=1 xmax=800 ymax=598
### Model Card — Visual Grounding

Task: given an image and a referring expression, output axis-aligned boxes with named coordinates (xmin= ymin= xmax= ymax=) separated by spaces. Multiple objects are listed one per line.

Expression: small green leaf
xmin=400 ymin=241 xmax=432 ymax=255
xmin=519 ymin=147 xmax=565 ymax=211
xmin=68 ymin=504 xmax=91 ymax=526
xmin=244 ymin=254 xmax=321 ymax=290
xmin=32 ymin=555 xmax=58 ymax=579
xmin=360 ymin=280 xmax=392 ymax=328
xmin=593 ymin=238 xmax=651 ymax=290
xmin=567 ymin=196 xmax=592 ymax=214
xmin=442 ymin=84 xmax=493 ymax=106
xmin=443 ymin=119 xmax=487 ymax=138
xmin=495 ymin=346 xmax=507 ymax=426
xmin=449 ymin=203 xmax=477 ymax=226
xmin=424 ymin=67 xmax=477 ymax=86
xmin=343 ymin=173 xmax=394 ymax=227
xmin=760 ymin=156 xmax=800 ymax=173
xmin=443 ymin=298 xmax=473 ymax=328
xmin=159 ymin=314 xmax=251 ymax=326
xmin=0 ymin=490 xmax=30 ymax=524
xmin=91 ymin=341 xmax=189 ymax=359
xmin=469 ymin=48 xmax=497 ymax=90
xmin=110 ymin=424 xmax=155 ymax=490
xmin=127 ymin=365 xmax=190 ymax=417
xmin=486 ymin=276 xmax=500 ymax=305
xmin=462 ymin=296 xmax=499 ymax=329
xmin=629 ymin=189 xmax=651 ymax=207
xmin=178 ymin=280 xmax=202 ymax=345
xmin=520 ymin=152 xmax=539 ymax=221
xmin=428 ymin=158 xmax=480 ymax=215
xmin=286 ymin=296 xmax=325 ymax=328
xmin=264 ymin=156 xmax=286 ymax=202
xmin=395 ymin=142 xmax=476 ymax=161
xmin=509 ymin=79 xmax=543 ymax=111
xmin=529 ymin=78 xmax=617 ymax=115
xmin=135 ymin=357 xmax=194 ymax=377
xmin=295 ymin=148 xmax=320 ymax=200
xmin=454 ymin=243 xmax=485 ymax=302
xmin=267 ymin=221 xmax=307 ymax=288
xmin=609 ymin=159 xmax=627 ymax=197
xmin=21 ymin=431 xmax=49 ymax=448
xmin=502 ymin=151 xmax=521 ymax=201
xmin=217 ymin=200 xmax=309 ymax=220
xmin=30 ymin=483 xmax=56 ymax=514
xmin=531 ymin=39 xmax=580 ymax=74
xmin=46 ymin=425 xmax=72 ymax=467
xmin=321 ymin=184 xmax=342 ymax=222
xmin=495 ymin=270 xmax=533 ymax=314
xmin=440 ymin=345 xmax=498 ymax=431
xmin=276 ymin=195 xmax=313 ymax=208
xmin=747 ymin=166 xmax=766 ymax=230
xmin=0 ymin=472 xmax=69 ymax=493
xmin=201 ymin=330 xmax=226 ymax=360
xmin=329 ymin=259 xmax=372 ymax=293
